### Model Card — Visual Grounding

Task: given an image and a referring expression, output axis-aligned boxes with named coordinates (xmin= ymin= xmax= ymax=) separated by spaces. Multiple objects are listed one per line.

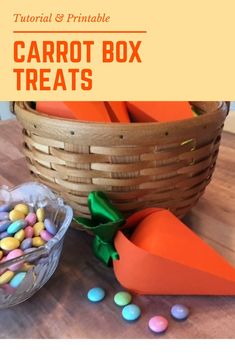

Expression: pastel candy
xmin=32 ymin=237 xmax=45 ymax=247
xmin=44 ymin=218 xmax=57 ymax=235
xmin=14 ymin=229 xmax=25 ymax=242
xmin=0 ymin=212 xmax=9 ymax=221
xmin=0 ymin=231 xmax=10 ymax=240
xmin=171 ymin=304 xmax=190 ymax=320
xmin=6 ymin=249 xmax=24 ymax=271
xmin=87 ymin=287 xmax=106 ymax=302
xmin=14 ymin=204 xmax=29 ymax=216
xmin=20 ymin=238 xmax=32 ymax=251
xmin=7 ymin=220 xmax=27 ymax=235
xmin=36 ymin=208 xmax=45 ymax=222
xmin=25 ymin=213 xmax=37 ymax=226
xmin=114 ymin=291 xmax=132 ymax=306
xmin=0 ymin=270 xmax=14 ymax=285
xmin=9 ymin=272 xmax=27 ymax=288
xmin=9 ymin=210 xmax=25 ymax=222
xmin=40 ymin=230 xmax=53 ymax=242
xmin=0 ymin=256 xmax=7 ymax=275
xmin=24 ymin=226 xmax=34 ymax=238
xmin=0 ymin=250 xmax=3 ymax=260
xmin=33 ymin=222 xmax=45 ymax=236
xmin=0 ymin=237 xmax=20 ymax=251
xmin=148 ymin=316 xmax=168 ymax=333
xmin=0 ymin=204 xmax=12 ymax=212
xmin=0 ymin=220 xmax=12 ymax=233
xmin=122 ymin=304 xmax=141 ymax=321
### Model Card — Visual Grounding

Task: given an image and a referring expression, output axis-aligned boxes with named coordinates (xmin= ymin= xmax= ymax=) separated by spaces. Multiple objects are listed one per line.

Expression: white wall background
xmin=0 ymin=102 xmax=14 ymax=120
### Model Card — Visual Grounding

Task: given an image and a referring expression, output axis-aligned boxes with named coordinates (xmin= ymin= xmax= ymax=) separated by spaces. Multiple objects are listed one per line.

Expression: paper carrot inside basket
xmin=36 ymin=101 xmax=130 ymax=123
xmin=36 ymin=101 xmax=112 ymax=122
xmin=104 ymin=102 xmax=130 ymax=123
xmin=126 ymin=101 xmax=194 ymax=122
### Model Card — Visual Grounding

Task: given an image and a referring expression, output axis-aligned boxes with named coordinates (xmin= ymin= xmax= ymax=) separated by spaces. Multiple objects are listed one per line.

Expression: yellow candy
xmin=0 ymin=237 xmax=20 ymax=251
xmin=14 ymin=203 xmax=29 ymax=216
xmin=0 ymin=250 xmax=3 ymax=260
xmin=0 ymin=270 xmax=14 ymax=285
xmin=33 ymin=222 xmax=45 ymax=236
xmin=32 ymin=237 xmax=45 ymax=247
xmin=21 ymin=262 xmax=34 ymax=271
xmin=9 ymin=209 xmax=25 ymax=221
xmin=14 ymin=229 xmax=25 ymax=242
xmin=36 ymin=208 xmax=45 ymax=222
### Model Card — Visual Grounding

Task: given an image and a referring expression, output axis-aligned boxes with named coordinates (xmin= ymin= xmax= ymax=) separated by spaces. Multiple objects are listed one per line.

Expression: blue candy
xmin=0 ymin=212 xmax=9 ymax=221
xmin=44 ymin=218 xmax=57 ymax=235
xmin=0 ymin=231 xmax=10 ymax=240
xmin=171 ymin=304 xmax=190 ymax=320
xmin=122 ymin=304 xmax=141 ymax=321
xmin=7 ymin=220 xmax=27 ymax=235
xmin=0 ymin=220 xmax=12 ymax=233
xmin=87 ymin=287 xmax=105 ymax=302
xmin=10 ymin=272 xmax=27 ymax=288
xmin=20 ymin=238 xmax=32 ymax=251
xmin=0 ymin=203 xmax=12 ymax=212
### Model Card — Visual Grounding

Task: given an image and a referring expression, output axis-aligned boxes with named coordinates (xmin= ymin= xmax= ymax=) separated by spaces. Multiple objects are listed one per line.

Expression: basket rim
xmin=15 ymin=101 xmax=229 ymax=146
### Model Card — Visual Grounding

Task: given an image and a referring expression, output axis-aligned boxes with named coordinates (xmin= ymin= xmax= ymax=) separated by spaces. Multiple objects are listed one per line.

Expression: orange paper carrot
xmin=113 ymin=209 xmax=235 ymax=295
xmin=126 ymin=101 xmax=193 ymax=123
xmin=36 ymin=101 xmax=112 ymax=122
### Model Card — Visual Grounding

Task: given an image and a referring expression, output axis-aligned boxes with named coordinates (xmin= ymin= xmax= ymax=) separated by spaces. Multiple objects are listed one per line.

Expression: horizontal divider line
xmin=13 ymin=30 xmax=147 ymax=34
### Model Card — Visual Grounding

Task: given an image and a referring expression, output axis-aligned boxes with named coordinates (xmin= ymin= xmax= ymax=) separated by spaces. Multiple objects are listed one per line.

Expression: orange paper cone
xmin=113 ymin=209 xmax=235 ymax=295
xmin=105 ymin=102 xmax=130 ymax=123
xmin=126 ymin=101 xmax=193 ymax=123
xmin=36 ymin=101 xmax=112 ymax=122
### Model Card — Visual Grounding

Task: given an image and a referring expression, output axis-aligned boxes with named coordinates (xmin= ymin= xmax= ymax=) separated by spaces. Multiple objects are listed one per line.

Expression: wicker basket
xmin=14 ymin=101 xmax=229 ymax=218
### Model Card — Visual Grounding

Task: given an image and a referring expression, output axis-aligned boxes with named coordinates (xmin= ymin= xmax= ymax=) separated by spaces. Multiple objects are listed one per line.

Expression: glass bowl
xmin=0 ymin=182 xmax=73 ymax=308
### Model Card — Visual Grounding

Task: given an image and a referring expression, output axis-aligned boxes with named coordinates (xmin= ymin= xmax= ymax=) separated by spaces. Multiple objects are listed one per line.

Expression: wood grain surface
xmin=0 ymin=119 xmax=235 ymax=339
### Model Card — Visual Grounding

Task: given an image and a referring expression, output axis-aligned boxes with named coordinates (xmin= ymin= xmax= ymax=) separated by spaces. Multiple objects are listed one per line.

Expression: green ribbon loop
xmin=73 ymin=191 xmax=125 ymax=266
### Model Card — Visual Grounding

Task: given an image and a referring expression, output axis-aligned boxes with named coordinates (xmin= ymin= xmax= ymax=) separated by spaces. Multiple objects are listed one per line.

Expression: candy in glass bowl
xmin=0 ymin=182 xmax=73 ymax=308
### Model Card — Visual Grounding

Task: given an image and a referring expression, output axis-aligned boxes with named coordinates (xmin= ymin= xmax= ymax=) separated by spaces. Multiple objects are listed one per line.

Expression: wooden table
xmin=0 ymin=119 xmax=235 ymax=339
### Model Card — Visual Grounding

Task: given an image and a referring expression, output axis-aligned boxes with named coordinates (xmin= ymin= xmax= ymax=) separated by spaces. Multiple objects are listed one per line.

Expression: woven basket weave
xmin=14 ymin=101 xmax=229 ymax=218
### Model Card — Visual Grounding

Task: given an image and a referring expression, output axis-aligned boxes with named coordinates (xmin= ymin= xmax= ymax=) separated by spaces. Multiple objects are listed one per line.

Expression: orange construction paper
xmin=126 ymin=101 xmax=193 ymax=123
xmin=104 ymin=102 xmax=130 ymax=123
xmin=36 ymin=101 xmax=112 ymax=122
xmin=37 ymin=101 xmax=76 ymax=119
xmin=113 ymin=209 xmax=235 ymax=295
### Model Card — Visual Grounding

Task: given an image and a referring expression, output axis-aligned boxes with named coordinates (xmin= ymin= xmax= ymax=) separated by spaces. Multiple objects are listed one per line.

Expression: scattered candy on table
xmin=148 ymin=316 xmax=168 ymax=333
xmin=0 ymin=202 xmax=58 ymax=290
xmin=86 ymin=286 xmax=190 ymax=334
xmin=171 ymin=304 xmax=190 ymax=320
xmin=87 ymin=287 xmax=106 ymax=302
xmin=122 ymin=304 xmax=141 ymax=321
xmin=114 ymin=291 xmax=132 ymax=306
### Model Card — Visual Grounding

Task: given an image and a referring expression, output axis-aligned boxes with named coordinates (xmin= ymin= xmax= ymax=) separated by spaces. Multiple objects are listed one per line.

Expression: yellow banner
xmin=1 ymin=0 xmax=235 ymax=100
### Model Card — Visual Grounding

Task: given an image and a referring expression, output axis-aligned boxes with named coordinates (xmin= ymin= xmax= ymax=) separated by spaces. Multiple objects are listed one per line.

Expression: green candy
xmin=114 ymin=291 xmax=132 ymax=306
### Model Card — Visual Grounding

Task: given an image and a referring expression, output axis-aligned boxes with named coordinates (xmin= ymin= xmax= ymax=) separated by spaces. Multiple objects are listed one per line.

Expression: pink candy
xmin=25 ymin=213 xmax=37 ymax=226
xmin=148 ymin=316 xmax=168 ymax=333
xmin=6 ymin=249 xmax=24 ymax=271
xmin=40 ymin=230 xmax=53 ymax=242
xmin=24 ymin=226 xmax=34 ymax=238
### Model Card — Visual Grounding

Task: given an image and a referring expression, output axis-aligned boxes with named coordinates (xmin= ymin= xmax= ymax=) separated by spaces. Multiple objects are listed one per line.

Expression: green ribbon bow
xmin=73 ymin=191 xmax=125 ymax=266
